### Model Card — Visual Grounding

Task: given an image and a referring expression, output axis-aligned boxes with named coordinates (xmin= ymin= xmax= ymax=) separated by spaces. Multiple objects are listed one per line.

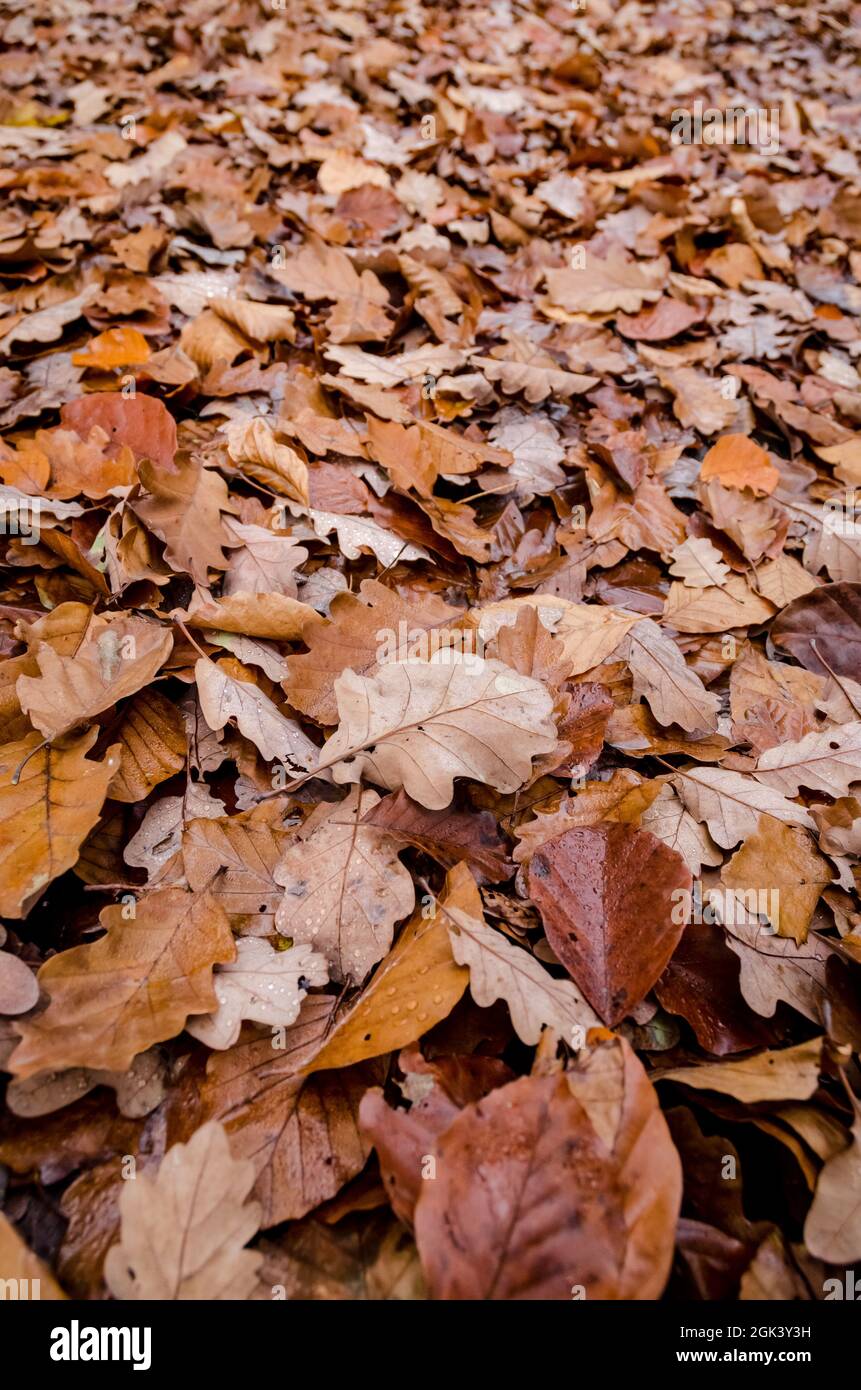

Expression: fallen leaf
xmin=529 ymin=823 xmax=691 ymax=1025
xmin=657 ymin=1038 xmax=822 ymax=1103
xmin=104 ymin=1120 xmax=261 ymax=1299
xmin=0 ymin=730 xmax=119 ymax=919
xmin=699 ymin=435 xmax=780 ymax=496
xmin=414 ymin=1037 xmax=681 ymax=1299
xmin=274 ymin=787 xmax=415 ymax=983
xmin=61 ymin=393 xmax=177 ymax=470
xmin=722 ymin=818 xmax=832 ymax=944
xmin=9 ymin=888 xmax=236 ymax=1076
xmin=322 ymin=653 xmax=558 ymax=810
xmin=186 ymin=938 xmax=328 ymax=1050
xmin=17 ymin=612 xmax=172 ymax=740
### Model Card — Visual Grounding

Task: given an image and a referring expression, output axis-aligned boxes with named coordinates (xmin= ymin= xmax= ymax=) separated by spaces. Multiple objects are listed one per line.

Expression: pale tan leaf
xmin=104 ymin=1120 xmax=262 ymax=1300
xmin=196 ymin=658 xmax=319 ymax=770
xmin=474 ymin=596 xmax=641 ymax=677
xmin=663 ymin=576 xmax=775 ymax=633
xmin=0 ymin=1213 xmax=67 ymax=1298
xmin=186 ymin=938 xmax=328 ymax=1050
xmin=804 ymin=1117 xmax=861 ymax=1265
xmin=305 ymin=509 xmax=430 ymax=565
xmin=322 ymin=652 xmax=558 ymax=810
xmin=225 ymin=416 xmax=309 ymax=506
xmin=623 ymin=618 xmax=720 ymax=733
xmin=275 ymin=786 xmax=415 ymax=983
xmin=211 ymin=297 xmax=295 ymax=343
xmin=639 ymin=783 xmax=723 ymax=876
xmin=754 ymin=722 xmax=861 ymax=799
xmin=669 ymin=537 xmax=731 ymax=588
xmin=545 ymin=246 xmax=667 ymax=314
xmin=658 ymin=1038 xmax=822 ymax=1103
xmin=672 ymin=766 xmax=816 ymax=847
xmin=445 ymin=901 xmax=599 ymax=1046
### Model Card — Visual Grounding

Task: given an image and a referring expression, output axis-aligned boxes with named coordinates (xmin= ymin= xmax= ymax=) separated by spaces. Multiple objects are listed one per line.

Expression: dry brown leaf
xmin=275 ymin=786 xmax=415 ymax=983
xmin=104 ymin=1120 xmax=262 ymax=1300
xmin=17 ymin=612 xmax=172 ymax=740
xmin=322 ymin=653 xmax=558 ymax=810
xmin=9 ymin=888 xmax=236 ymax=1076
xmin=131 ymin=455 xmax=236 ymax=584
xmin=722 ymin=818 xmax=832 ymax=945
xmin=658 ymin=1038 xmax=822 ymax=1103
xmin=225 ymin=417 xmax=309 ymax=506
xmin=0 ymin=729 xmax=119 ymax=919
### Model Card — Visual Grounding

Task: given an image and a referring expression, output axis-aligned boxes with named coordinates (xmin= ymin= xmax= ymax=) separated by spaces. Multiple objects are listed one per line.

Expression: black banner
xmin=6 ymin=1299 xmax=856 ymax=1377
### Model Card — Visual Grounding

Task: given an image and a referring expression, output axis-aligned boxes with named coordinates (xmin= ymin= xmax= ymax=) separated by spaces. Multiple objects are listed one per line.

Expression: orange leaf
xmin=72 ymin=326 xmax=151 ymax=370
xmin=699 ymin=434 xmax=779 ymax=496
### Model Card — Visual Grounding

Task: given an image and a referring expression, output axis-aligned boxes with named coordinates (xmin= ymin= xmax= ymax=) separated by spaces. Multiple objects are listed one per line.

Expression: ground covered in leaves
xmin=0 ymin=0 xmax=860 ymax=1303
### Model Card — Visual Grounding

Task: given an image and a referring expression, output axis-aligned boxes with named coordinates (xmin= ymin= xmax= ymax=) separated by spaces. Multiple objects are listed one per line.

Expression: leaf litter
xmin=0 ymin=0 xmax=860 ymax=1304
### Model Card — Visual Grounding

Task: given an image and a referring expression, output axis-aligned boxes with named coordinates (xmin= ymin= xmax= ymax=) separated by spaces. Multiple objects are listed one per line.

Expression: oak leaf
xmin=9 ymin=888 xmax=236 ymax=1076
xmin=275 ymin=787 xmax=415 ymax=983
xmin=17 ymin=612 xmax=172 ymax=740
xmin=322 ymin=653 xmax=558 ymax=811
xmin=186 ymin=938 xmax=328 ymax=1050
xmin=285 ymin=578 xmax=460 ymax=725
xmin=196 ymin=658 xmax=319 ymax=770
xmin=0 ymin=730 xmax=119 ymax=919
xmin=104 ymin=1121 xmax=262 ymax=1300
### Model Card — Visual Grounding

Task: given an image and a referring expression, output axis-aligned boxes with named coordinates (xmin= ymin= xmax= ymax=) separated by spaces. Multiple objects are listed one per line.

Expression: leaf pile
xmin=1 ymin=0 xmax=860 ymax=1302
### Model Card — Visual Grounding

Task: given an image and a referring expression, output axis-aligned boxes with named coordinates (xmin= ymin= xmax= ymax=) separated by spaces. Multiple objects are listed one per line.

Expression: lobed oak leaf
xmin=0 ymin=729 xmax=119 ymax=919
xmin=17 ymin=612 xmax=173 ymax=740
xmin=186 ymin=937 xmax=328 ymax=1051
xmin=196 ymin=657 xmax=319 ymax=771
xmin=104 ymin=1120 xmax=262 ymax=1300
xmin=753 ymin=722 xmax=861 ymax=799
xmin=622 ymin=618 xmax=720 ymax=734
xmin=9 ymin=887 xmax=236 ymax=1077
xmin=322 ymin=652 xmax=558 ymax=811
xmin=274 ymin=786 xmax=415 ymax=983
xmin=672 ymin=765 xmax=816 ymax=848
xmin=285 ymin=578 xmax=461 ymax=725
xmin=545 ymin=246 xmax=667 ymax=314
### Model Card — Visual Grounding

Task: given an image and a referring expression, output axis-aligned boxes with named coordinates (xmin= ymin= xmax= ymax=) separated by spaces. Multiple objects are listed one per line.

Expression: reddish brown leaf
xmin=528 ymin=823 xmax=692 ymax=1025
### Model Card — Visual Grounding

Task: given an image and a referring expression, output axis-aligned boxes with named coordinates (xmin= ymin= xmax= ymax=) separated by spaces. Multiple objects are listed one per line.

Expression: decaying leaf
xmin=414 ymin=1037 xmax=681 ymax=1299
xmin=4 ymin=0 xmax=861 ymax=1314
xmin=529 ymin=823 xmax=691 ymax=1025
